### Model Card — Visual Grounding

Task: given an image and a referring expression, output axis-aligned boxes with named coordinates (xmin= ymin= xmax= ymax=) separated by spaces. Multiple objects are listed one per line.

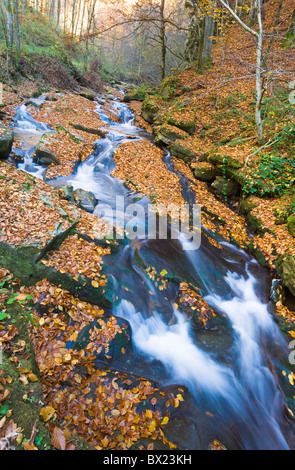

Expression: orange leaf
xmin=51 ymin=427 xmax=66 ymax=450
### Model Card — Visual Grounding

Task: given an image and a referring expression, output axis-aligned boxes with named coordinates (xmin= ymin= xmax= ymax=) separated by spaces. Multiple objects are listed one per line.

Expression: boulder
xmin=73 ymin=188 xmax=97 ymax=213
xmin=167 ymin=117 xmax=195 ymax=135
xmin=287 ymin=214 xmax=295 ymax=237
xmin=276 ymin=250 xmax=295 ymax=297
xmin=211 ymin=176 xmax=239 ymax=197
xmin=169 ymin=141 xmax=196 ymax=163
xmin=70 ymin=122 xmax=107 ymax=138
xmin=193 ymin=163 xmax=219 ymax=182
xmin=79 ymin=90 xmax=95 ymax=101
xmin=71 ymin=316 xmax=132 ymax=365
xmin=34 ymin=135 xmax=61 ymax=166
xmin=154 ymin=124 xmax=187 ymax=146
xmin=0 ymin=124 xmax=13 ymax=159
xmin=141 ymin=98 xmax=160 ymax=124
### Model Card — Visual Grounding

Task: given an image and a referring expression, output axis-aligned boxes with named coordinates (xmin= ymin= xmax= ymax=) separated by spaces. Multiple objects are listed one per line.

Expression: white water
xmin=13 ymin=104 xmax=53 ymax=179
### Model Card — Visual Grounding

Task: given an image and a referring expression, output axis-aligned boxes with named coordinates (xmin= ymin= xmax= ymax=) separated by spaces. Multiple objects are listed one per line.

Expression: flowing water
xmin=11 ymin=94 xmax=295 ymax=450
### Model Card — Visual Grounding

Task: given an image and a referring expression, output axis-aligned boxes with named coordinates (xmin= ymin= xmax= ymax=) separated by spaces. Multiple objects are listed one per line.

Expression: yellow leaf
xmin=149 ymin=420 xmax=156 ymax=433
xmin=28 ymin=373 xmax=38 ymax=382
xmin=40 ymin=406 xmax=56 ymax=422
xmin=145 ymin=409 xmax=153 ymax=419
xmin=161 ymin=416 xmax=169 ymax=426
xmin=101 ymin=436 xmax=109 ymax=448
xmin=92 ymin=280 xmax=99 ymax=288
xmin=160 ymin=269 xmax=168 ymax=276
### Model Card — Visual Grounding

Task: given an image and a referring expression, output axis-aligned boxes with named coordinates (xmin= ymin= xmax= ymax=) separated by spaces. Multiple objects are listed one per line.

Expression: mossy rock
xmin=1 ymin=299 xmax=52 ymax=449
xmin=276 ymin=250 xmax=295 ymax=296
xmin=207 ymin=154 xmax=243 ymax=171
xmin=287 ymin=214 xmax=295 ymax=237
xmin=211 ymin=176 xmax=239 ymax=197
xmin=154 ymin=125 xmax=188 ymax=146
xmin=34 ymin=135 xmax=61 ymax=166
xmin=0 ymin=124 xmax=14 ymax=160
xmin=167 ymin=117 xmax=196 ymax=135
xmin=246 ymin=213 xmax=264 ymax=233
xmin=123 ymin=87 xmax=151 ymax=103
xmin=160 ymin=77 xmax=181 ymax=100
xmin=193 ymin=163 xmax=219 ymax=182
xmin=247 ymin=240 xmax=269 ymax=267
xmin=239 ymin=197 xmax=258 ymax=215
xmin=141 ymin=98 xmax=160 ymax=124
xmin=79 ymin=90 xmax=95 ymax=101
xmin=169 ymin=141 xmax=196 ymax=163
xmin=70 ymin=122 xmax=107 ymax=137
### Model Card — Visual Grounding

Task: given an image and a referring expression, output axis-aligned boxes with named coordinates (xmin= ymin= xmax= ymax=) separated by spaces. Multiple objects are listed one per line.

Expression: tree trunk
xmin=13 ymin=0 xmax=20 ymax=63
xmin=200 ymin=6 xmax=216 ymax=68
xmin=56 ymin=0 xmax=60 ymax=31
xmin=4 ymin=0 xmax=14 ymax=52
xmin=255 ymin=0 xmax=264 ymax=145
xmin=159 ymin=0 xmax=166 ymax=81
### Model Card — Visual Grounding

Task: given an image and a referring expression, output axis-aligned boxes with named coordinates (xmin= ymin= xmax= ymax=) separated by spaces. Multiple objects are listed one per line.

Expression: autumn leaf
xmin=51 ymin=427 xmax=67 ymax=450
xmin=23 ymin=441 xmax=38 ymax=450
xmin=40 ymin=406 xmax=56 ymax=422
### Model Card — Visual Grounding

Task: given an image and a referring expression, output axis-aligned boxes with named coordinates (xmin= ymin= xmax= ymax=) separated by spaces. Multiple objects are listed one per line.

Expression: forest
xmin=0 ymin=0 xmax=295 ymax=453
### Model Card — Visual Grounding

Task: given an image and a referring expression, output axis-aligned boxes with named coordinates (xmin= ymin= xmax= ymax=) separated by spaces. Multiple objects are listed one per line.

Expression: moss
xmin=239 ymin=197 xmax=258 ymax=215
xmin=167 ymin=117 xmax=196 ymax=135
xmin=287 ymin=214 xmax=295 ymax=237
xmin=169 ymin=141 xmax=196 ymax=163
xmin=276 ymin=250 xmax=295 ymax=296
xmin=193 ymin=164 xmax=219 ymax=182
xmin=141 ymin=98 xmax=161 ymax=124
xmin=1 ymin=300 xmax=51 ymax=449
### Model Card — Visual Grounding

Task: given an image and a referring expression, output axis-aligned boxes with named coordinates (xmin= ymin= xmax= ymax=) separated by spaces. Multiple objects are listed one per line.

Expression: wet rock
xmin=70 ymin=122 xmax=107 ymax=138
xmin=0 ymin=124 xmax=14 ymax=160
xmin=54 ymin=184 xmax=74 ymax=202
xmin=276 ymin=249 xmax=295 ymax=297
xmin=73 ymin=188 xmax=97 ymax=213
xmin=71 ymin=316 xmax=132 ymax=365
xmin=270 ymin=279 xmax=285 ymax=303
xmin=34 ymin=135 xmax=61 ymax=166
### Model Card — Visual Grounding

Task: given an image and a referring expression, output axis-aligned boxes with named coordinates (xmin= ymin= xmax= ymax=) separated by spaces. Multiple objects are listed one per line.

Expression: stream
xmin=10 ymin=92 xmax=295 ymax=450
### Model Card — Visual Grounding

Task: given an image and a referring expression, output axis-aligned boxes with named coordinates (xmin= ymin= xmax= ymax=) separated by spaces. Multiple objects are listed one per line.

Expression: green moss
xmin=287 ymin=214 xmax=295 ymax=237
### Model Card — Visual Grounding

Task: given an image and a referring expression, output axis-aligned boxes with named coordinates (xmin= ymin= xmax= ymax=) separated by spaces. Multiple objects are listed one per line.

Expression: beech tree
xmin=185 ymin=0 xmax=217 ymax=70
